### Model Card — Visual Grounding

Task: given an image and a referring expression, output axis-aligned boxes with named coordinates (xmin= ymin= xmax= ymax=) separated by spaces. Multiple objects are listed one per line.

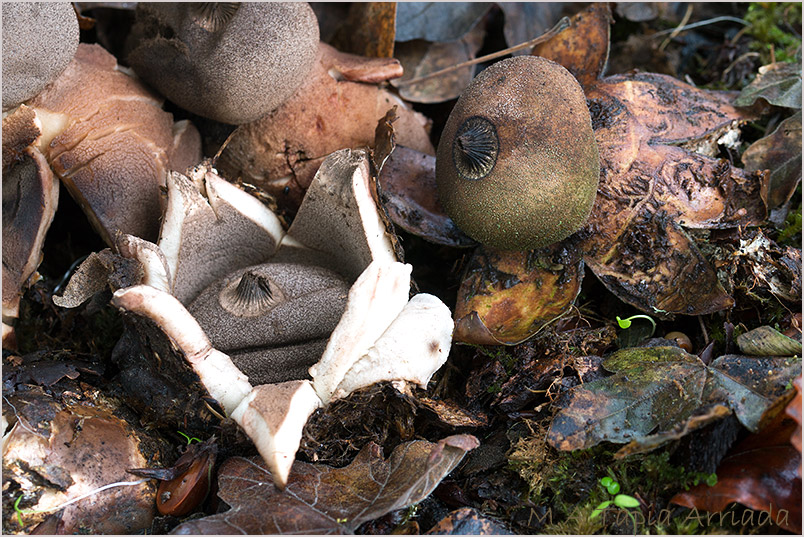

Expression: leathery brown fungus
xmin=127 ymin=2 xmax=320 ymax=124
xmin=436 ymin=55 xmax=600 ymax=250
xmin=2 ymin=43 xmax=200 ymax=345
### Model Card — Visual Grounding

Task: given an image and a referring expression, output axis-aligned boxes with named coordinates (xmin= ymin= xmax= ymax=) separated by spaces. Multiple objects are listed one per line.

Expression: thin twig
xmin=653 ymin=15 xmax=748 ymax=37
xmin=395 ymin=16 xmax=571 ymax=88
xmin=660 ymin=4 xmax=694 ymax=51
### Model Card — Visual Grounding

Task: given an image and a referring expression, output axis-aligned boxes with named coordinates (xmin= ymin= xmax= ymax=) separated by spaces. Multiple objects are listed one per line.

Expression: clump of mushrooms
xmin=57 ymin=149 xmax=454 ymax=489
xmin=2 ymin=42 xmax=201 ymax=346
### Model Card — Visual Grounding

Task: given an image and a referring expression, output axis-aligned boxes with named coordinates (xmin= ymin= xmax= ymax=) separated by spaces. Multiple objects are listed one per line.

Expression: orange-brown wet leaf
xmin=330 ymin=2 xmax=396 ymax=59
xmin=218 ymin=43 xmax=433 ymax=215
xmin=454 ymin=244 xmax=584 ymax=344
xmin=531 ymin=3 xmax=612 ymax=89
xmin=671 ymin=412 xmax=802 ymax=533
xmin=172 ymin=435 xmax=478 ymax=535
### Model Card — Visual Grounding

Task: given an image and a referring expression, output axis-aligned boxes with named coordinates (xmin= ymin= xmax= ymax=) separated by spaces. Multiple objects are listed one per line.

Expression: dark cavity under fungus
xmin=452 ymin=116 xmax=499 ymax=181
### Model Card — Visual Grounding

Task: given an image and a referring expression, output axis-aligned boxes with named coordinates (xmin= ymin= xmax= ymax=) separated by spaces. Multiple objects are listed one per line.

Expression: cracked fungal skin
xmin=436 ymin=56 xmax=600 ymax=251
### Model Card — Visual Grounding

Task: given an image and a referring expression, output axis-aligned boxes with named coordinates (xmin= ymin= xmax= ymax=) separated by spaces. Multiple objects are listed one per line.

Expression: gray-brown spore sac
xmin=2 ymin=2 xmax=79 ymax=109
xmin=187 ymin=248 xmax=351 ymax=385
xmin=127 ymin=2 xmax=320 ymax=124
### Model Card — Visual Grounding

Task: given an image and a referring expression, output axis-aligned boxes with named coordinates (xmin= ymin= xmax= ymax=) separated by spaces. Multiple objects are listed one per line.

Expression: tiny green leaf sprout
xmin=590 ymin=477 xmax=640 ymax=529
xmin=178 ymin=431 xmax=201 ymax=444
xmin=616 ymin=314 xmax=656 ymax=337
xmin=14 ymin=495 xmax=25 ymax=526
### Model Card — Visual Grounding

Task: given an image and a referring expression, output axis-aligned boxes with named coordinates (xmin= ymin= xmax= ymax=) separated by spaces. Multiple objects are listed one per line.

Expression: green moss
xmin=778 ymin=203 xmax=802 ymax=246
xmin=744 ymin=3 xmax=802 ymax=64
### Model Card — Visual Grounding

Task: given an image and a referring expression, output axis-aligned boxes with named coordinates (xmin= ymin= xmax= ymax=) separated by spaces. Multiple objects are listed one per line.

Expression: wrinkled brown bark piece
xmin=454 ymin=244 xmax=584 ymax=344
xmin=531 ymin=2 xmax=612 ymax=89
xmin=218 ymin=42 xmax=433 ymax=214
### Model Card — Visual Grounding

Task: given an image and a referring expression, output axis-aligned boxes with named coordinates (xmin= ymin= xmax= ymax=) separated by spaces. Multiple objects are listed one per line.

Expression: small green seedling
xmin=178 ymin=431 xmax=201 ymax=444
xmin=14 ymin=495 xmax=25 ymax=526
xmin=590 ymin=477 xmax=641 ymax=530
xmin=616 ymin=315 xmax=656 ymax=338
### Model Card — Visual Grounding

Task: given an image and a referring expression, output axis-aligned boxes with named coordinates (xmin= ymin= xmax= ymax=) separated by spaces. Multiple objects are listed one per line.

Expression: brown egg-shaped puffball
xmin=436 ymin=56 xmax=600 ymax=251
xmin=128 ymin=3 xmax=319 ymax=125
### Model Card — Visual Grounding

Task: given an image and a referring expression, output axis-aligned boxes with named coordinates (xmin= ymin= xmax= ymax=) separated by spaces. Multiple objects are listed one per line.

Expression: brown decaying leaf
xmin=3 ymin=390 xmax=156 ymax=533
xmin=392 ymin=22 xmax=485 ymax=104
xmin=578 ymin=72 xmax=766 ymax=317
xmin=330 ymin=2 xmax=396 ymax=59
xmin=671 ymin=412 xmax=802 ymax=533
xmin=531 ymin=3 xmax=612 ymax=89
xmin=454 ymin=244 xmax=584 ymax=345
xmin=218 ymin=42 xmax=433 ymax=215
xmin=427 ymin=507 xmax=513 ymax=535
xmin=742 ymin=111 xmax=802 ymax=208
xmin=172 ymin=435 xmax=479 ymax=535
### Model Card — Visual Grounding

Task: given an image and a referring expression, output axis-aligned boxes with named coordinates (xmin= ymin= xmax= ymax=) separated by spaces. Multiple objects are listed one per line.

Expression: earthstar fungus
xmin=107 ymin=150 xmax=454 ymax=489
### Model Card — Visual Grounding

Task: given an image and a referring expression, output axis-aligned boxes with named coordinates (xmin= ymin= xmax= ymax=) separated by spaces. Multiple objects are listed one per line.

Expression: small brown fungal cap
xmin=436 ymin=56 xmax=600 ymax=250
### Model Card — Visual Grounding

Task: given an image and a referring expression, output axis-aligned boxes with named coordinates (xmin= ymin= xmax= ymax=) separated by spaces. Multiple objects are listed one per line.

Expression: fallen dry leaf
xmin=392 ymin=22 xmax=485 ymax=104
xmin=172 ymin=435 xmax=479 ymax=534
xmin=734 ymin=62 xmax=802 ymax=109
xmin=531 ymin=3 xmax=612 ymax=89
xmin=394 ymin=3 xmax=490 ymax=42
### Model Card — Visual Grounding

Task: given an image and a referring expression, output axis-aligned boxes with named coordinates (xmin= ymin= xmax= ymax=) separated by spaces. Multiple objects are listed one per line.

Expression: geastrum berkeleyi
xmin=56 ymin=149 xmax=454 ymax=489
